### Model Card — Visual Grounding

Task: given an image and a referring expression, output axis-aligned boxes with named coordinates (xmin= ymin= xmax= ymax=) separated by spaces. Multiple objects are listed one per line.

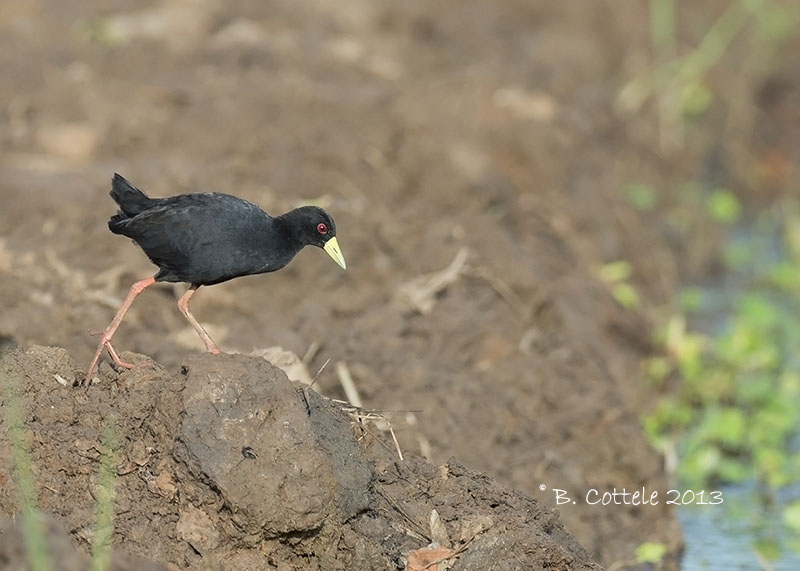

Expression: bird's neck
xmin=270 ymin=212 xmax=305 ymax=255
xmin=275 ymin=210 xmax=306 ymax=245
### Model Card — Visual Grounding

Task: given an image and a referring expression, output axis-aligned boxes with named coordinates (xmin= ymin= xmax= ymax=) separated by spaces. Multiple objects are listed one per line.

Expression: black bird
xmin=85 ymin=174 xmax=346 ymax=382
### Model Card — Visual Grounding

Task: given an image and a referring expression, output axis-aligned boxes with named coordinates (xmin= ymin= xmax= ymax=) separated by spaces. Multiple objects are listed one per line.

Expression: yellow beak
xmin=323 ymin=236 xmax=347 ymax=270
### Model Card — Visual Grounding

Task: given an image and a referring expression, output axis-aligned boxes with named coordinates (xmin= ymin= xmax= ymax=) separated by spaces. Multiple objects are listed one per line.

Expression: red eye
xmin=317 ymin=223 xmax=328 ymax=234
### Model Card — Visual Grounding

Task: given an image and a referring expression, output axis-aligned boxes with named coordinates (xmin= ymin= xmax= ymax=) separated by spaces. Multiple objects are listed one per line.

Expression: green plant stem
xmin=650 ymin=0 xmax=676 ymax=55
xmin=1 ymin=362 xmax=52 ymax=571
xmin=618 ymin=0 xmax=763 ymax=117
xmin=673 ymin=0 xmax=751 ymax=86
xmin=90 ymin=419 xmax=119 ymax=571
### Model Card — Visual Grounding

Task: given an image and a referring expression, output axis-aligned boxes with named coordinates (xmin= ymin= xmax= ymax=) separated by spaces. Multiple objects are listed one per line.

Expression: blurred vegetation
xmin=632 ymin=184 xmax=800 ymax=560
xmin=635 ymin=541 xmax=669 ymax=565
xmin=615 ymin=0 xmax=800 ymax=563
xmin=618 ymin=0 xmax=800 ymax=151
xmin=596 ymin=260 xmax=642 ymax=310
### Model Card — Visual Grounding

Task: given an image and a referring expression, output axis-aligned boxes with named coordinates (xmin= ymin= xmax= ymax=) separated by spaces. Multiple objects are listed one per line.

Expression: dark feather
xmin=106 ymin=175 xmax=338 ymax=286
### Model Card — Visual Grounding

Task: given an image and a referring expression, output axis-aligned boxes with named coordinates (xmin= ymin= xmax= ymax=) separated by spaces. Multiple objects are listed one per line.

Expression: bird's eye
xmin=317 ymin=223 xmax=328 ymax=234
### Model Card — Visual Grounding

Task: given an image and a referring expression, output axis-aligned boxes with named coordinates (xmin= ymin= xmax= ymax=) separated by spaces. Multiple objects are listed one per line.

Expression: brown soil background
xmin=1 ymin=0 xmax=798 ymax=569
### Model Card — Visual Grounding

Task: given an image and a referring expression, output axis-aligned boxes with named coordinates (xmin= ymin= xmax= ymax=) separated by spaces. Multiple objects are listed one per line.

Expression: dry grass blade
xmin=302 ymin=340 xmax=321 ymax=364
xmin=429 ymin=509 xmax=450 ymax=548
xmin=310 ymin=357 xmax=331 ymax=389
xmin=394 ymin=248 xmax=469 ymax=315
xmin=348 ymin=409 xmax=405 ymax=461
xmin=375 ymin=484 xmax=430 ymax=542
xmin=336 ymin=361 xmax=362 ymax=408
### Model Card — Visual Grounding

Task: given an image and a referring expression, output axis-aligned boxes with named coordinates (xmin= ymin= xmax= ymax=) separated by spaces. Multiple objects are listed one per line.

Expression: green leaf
xmin=707 ymin=189 xmax=741 ymax=223
xmin=768 ymin=262 xmax=800 ymax=290
xmin=681 ymin=80 xmax=713 ymax=116
xmin=716 ymin=457 xmax=752 ymax=483
xmin=738 ymin=375 xmax=776 ymax=405
xmin=612 ymin=282 xmax=641 ymax=309
xmin=625 ymin=183 xmax=658 ymax=211
xmin=674 ymin=334 xmax=706 ymax=382
xmin=783 ymin=501 xmax=800 ymax=533
xmin=708 ymin=407 xmax=747 ymax=445
xmin=645 ymin=356 xmax=672 ymax=384
xmin=679 ymin=445 xmax=721 ymax=485
xmin=779 ymin=371 xmax=800 ymax=398
xmin=756 ymin=447 xmax=791 ymax=488
xmin=754 ymin=538 xmax=781 ymax=561
xmin=738 ymin=293 xmax=780 ymax=330
xmin=635 ymin=541 xmax=667 ymax=564
xmin=596 ymin=260 xmax=633 ymax=283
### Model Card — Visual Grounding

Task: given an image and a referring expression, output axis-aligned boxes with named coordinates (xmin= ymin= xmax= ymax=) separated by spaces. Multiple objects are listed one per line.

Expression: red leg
xmin=177 ymin=285 xmax=221 ymax=354
xmin=88 ymin=333 xmax=134 ymax=368
xmin=85 ymin=276 xmax=156 ymax=382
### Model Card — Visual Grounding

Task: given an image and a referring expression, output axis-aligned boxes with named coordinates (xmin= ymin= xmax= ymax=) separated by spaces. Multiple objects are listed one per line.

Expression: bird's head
xmin=285 ymin=206 xmax=346 ymax=270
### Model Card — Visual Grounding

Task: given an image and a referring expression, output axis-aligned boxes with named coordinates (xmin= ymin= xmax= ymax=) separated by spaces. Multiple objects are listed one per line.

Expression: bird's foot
xmin=104 ymin=341 xmax=136 ymax=370
xmin=84 ymin=333 xmax=135 ymax=384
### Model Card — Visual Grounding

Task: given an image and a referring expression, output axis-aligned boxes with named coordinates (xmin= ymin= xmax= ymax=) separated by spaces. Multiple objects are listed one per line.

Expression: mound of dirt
xmin=0 ymin=345 xmax=601 ymax=570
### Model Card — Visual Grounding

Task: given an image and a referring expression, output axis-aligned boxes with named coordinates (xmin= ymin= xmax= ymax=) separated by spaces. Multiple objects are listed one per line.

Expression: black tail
xmin=110 ymin=174 xmax=157 ymax=216
xmin=108 ymin=174 xmax=158 ymax=234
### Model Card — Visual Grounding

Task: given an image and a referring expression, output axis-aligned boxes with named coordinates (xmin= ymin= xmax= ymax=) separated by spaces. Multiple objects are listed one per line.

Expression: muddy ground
xmin=1 ymin=0 xmax=798 ymax=569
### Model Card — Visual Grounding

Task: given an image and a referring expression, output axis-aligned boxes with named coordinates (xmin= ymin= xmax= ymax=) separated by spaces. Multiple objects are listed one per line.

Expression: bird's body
xmin=84 ymin=174 xmax=346 ymax=382
xmin=108 ymin=176 xmax=337 ymax=285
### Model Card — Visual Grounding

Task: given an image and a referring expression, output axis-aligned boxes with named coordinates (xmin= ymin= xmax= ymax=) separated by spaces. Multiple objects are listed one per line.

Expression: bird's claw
xmin=84 ymin=337 xmax=136 ymax=384
xmin=105 ymin=342 xmax=136 ymax=370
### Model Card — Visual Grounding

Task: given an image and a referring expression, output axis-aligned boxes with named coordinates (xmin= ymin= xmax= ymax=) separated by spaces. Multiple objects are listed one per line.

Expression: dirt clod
xmin=1 ymin=346 xmax=601 ymax=570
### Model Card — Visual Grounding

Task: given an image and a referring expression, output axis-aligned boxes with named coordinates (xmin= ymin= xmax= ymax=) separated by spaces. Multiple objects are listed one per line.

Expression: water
xmin=678 ymin=221 xmax=800 ymax=569
xmin=680 ymin=484 xmax=800 ymax=570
